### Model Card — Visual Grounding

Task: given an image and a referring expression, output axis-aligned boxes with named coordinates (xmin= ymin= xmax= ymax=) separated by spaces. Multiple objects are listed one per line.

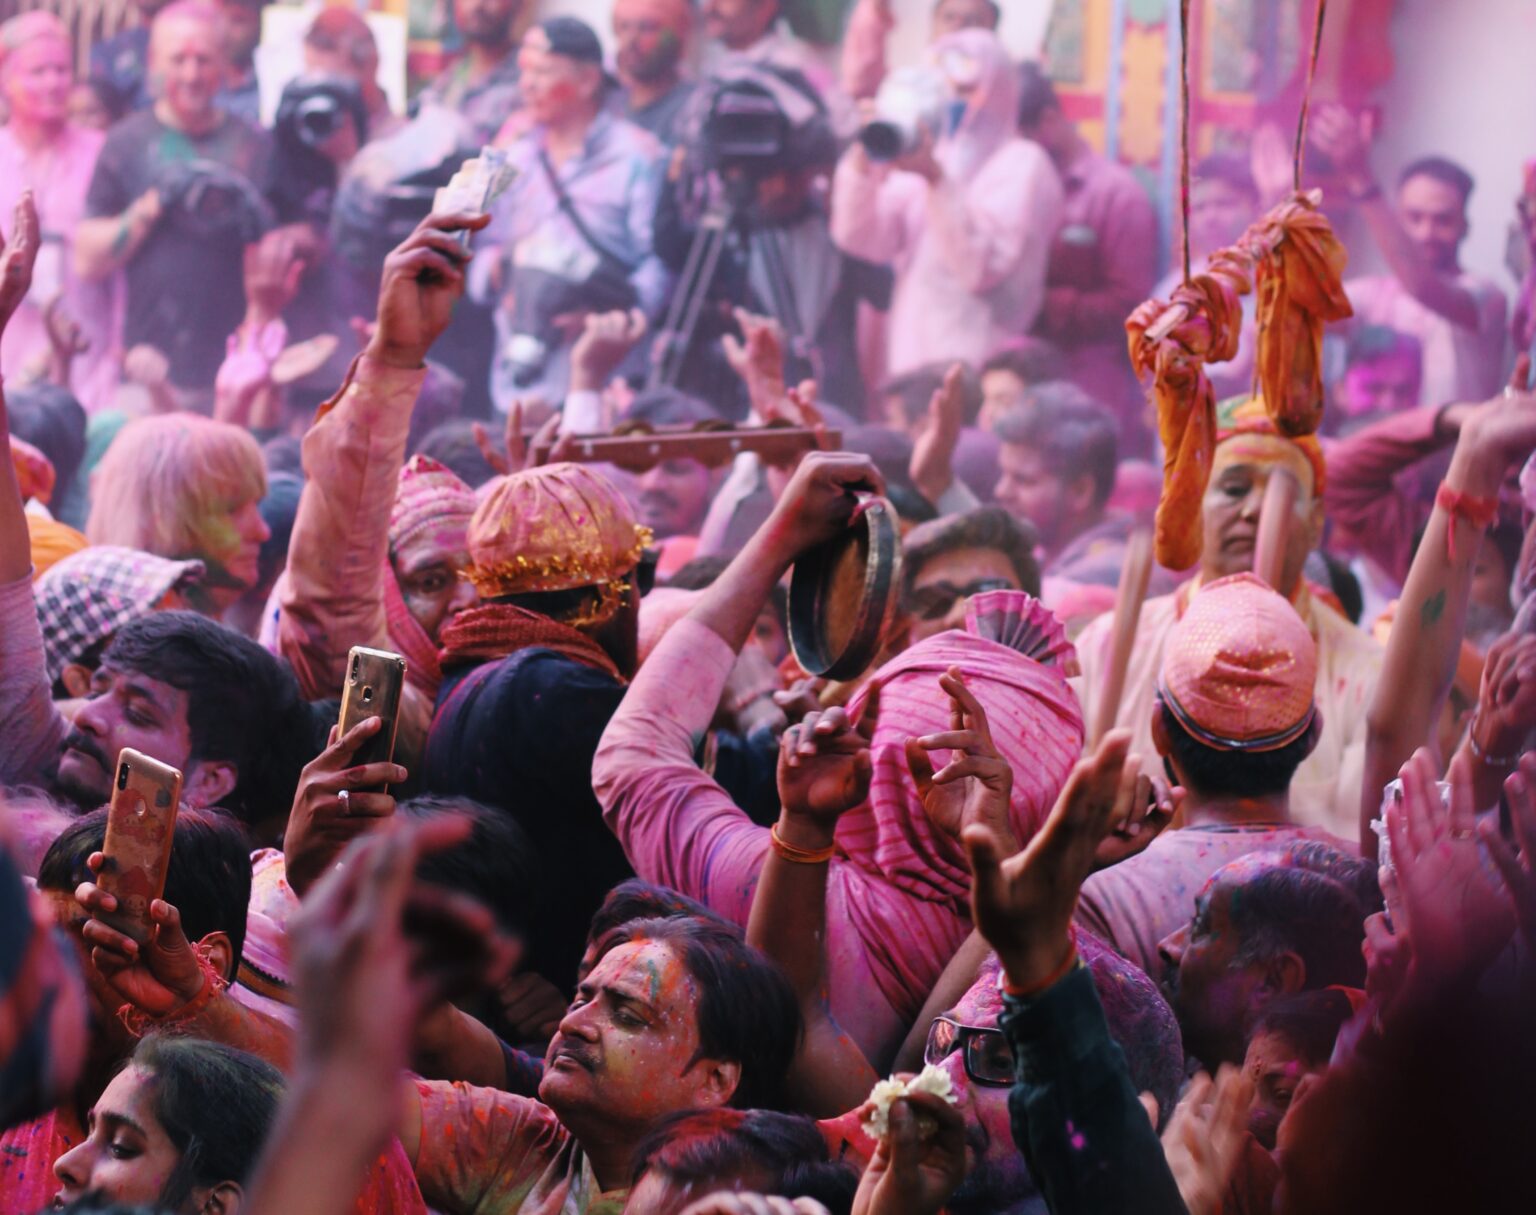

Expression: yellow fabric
xmin=28 ymin=517 xmax=88 ymax=579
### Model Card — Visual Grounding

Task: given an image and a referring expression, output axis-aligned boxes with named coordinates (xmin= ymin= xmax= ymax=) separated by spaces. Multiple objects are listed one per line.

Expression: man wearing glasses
xmin=901 ymin=507 xmax=1040 ymax=643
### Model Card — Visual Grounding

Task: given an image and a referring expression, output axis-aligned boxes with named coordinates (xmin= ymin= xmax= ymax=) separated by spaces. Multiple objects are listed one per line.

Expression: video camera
xmin=692 ymin=63 xmax=838 ymax=180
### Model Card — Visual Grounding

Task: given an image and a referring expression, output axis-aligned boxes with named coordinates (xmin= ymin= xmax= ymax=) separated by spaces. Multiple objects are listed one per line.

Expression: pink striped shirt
xmin=594 ymin=620 xmax=1082 ymax=1067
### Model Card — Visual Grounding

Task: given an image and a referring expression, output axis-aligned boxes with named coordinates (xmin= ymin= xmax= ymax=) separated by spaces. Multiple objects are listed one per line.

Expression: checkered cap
xmin=33 ymin=547 xmax=206 ymax=686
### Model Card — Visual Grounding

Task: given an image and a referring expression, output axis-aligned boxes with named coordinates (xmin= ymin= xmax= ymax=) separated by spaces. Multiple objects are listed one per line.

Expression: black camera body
xmin=156 ymin=158 xmax=273 ymax=244
xmin=276 ymin=73 xmax=369 ymax=153
xmin=692 ymin=63 xmax=838 ymax=181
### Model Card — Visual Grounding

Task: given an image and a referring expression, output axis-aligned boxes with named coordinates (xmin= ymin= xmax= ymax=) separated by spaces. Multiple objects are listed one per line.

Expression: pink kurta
xmin=594 ymin=619 xmax=1083 ymax=1067
xmin=0 ymin=123 xmax=118 ymax=412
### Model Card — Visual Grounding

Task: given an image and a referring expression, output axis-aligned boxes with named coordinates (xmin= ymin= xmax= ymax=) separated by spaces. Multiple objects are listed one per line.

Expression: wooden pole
xmin=1090 ymin=528 xmax=1155 ymax=747
xmin=1254 ymin=468 xmax=1301 ymax=592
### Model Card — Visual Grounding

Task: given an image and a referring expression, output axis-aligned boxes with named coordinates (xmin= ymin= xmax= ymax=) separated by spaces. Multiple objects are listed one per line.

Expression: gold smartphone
xmin=337 ymin=646 xmax=407 ymax=791
xmin=99 ymin=748 xmax=183 ymax=944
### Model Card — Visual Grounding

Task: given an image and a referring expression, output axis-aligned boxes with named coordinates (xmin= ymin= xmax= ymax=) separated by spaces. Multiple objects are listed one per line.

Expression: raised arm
xmin=747 ymin=694 xmax=881 ymax=1115
xmin=965 ymin=731 xmax=1191 ymax=1215
xmin=1361 ymin=358 xmax=1536 ymax=855
xmin=274 ymin=210 xmax=486 ymax=701
xmin=1311 ymin=104 xmax=1483 ymax=331
xmin=0 ymin=194 xmax=70 ymax=785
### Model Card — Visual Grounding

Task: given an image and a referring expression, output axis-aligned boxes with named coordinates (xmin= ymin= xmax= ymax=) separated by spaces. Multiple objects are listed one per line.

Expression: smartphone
xmin=98 ymin=748 xmax=183 ymax=945
xmin=337 ymin=646 xmax=407 ymax=791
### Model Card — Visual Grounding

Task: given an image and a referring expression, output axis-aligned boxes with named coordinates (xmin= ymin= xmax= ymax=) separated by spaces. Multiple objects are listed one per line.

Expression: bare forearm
xmin=1361 ymin=439 xmax=1499 ymax=850
xmin=1357 ymin=195 xmax=1480 ymax=329
xmin=412 ymin=1006 xmax=509 ymax=1090
xmin=75 ymin=212 xmax=151 ymax=281
xmin=746 ymin=815 xmax=836 ymax=1001
xmin=689 ymin=527 xmax=795 ymax=654
xmin=893 ymin=931 xmax=990 ymax=1070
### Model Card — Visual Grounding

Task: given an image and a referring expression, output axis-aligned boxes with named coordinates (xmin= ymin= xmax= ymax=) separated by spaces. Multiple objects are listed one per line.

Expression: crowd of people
xmin=3 ymin=1 xmax=1536 ymax=1213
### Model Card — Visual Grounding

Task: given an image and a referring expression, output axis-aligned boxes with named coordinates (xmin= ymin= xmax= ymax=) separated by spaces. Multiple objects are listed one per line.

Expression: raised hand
xmin=778 ymin=684 xmax=879 ymax=826
xmin=761 ymin=450 xmax=885 ymax=562
xmin=1092 ymin=764 xmax=1179 ymax=871
xmin=496 ymin=970 xmax=568 ymax=1041
xmin=367 ymin=210 xmax=491 ymax=370
xmin=0 ymin=192 xmax=40 ymax=336
xmin=43 ymin=297 xmax=90 ymax=386
xmin=1483 ymin=753 xmax=1536 ymax=953
xmin=243 ymin=227 xmax=309 ymax=323
xmin=1387 ymin=748 xmax=1515 ymax=988
xmin=472 ymin=400 xmax=565 ymax=478
xmin=1468 ymin=633 xmax=1536 ymax=763
xmin=851 ymin=1090 xmax=967 ymax=1215
xmin=75 ymin=867 xmax=207 ymax=1018
xmin=905 ymin=668 xmax=1015 ymax=850
xmin=722 ymin=308 xmax=788 ymax=419
xmin=1158 ymin=1065 xmax=1256 ymax=1215
xmin=570 ymin=307 xmax=648 ymax=393
xmin=964 ymin=731 xmax=1141 ymax=991
xmin=909 ymin=363 xmax=966 ymax=504
xmin=283 ymin=717 xmax=408 ymax=899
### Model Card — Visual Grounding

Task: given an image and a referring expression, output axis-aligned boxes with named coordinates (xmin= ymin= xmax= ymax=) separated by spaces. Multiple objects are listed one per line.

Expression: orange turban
xmin=10 ymin=436 xmax=55 ymax=506
xmin=1160 ymin=573 xmax=1317 ymax=752
xmin=465 ymin=462 xmax=651 ymax=599
xmin=1214 ymin=395 xmax=1326 ymax=496
xmin=28 ymin=516 xmax=89 ymax=580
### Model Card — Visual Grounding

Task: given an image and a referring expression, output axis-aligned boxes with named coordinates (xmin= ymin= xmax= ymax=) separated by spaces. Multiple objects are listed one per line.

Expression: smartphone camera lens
xmin=362 ymin=684 xmax=374 ymax=704
xmin=117 ymin=763 xmax=129 ymax=791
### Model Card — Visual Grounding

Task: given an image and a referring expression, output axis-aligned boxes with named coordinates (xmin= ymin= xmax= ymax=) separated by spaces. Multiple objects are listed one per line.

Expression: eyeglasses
xmin=907 ymin=578 xmax=1015 ymax=621
xmin=924 ymin=1015 xmax=1014 ymax=1087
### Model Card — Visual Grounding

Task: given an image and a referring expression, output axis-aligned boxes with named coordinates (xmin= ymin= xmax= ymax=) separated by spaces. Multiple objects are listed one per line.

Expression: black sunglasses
xmin=907 ymin=577 xmax=1015 ymax=621
xmin=924 ymin=1014 xmax=1014 ymax=1087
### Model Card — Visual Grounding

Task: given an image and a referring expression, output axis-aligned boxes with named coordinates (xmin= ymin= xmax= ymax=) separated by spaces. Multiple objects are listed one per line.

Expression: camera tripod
xmin=648 ymin=174 xmax=818 ymax=393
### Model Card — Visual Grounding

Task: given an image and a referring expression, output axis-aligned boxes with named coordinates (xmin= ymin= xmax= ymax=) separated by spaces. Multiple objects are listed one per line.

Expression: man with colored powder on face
xmin=1311 ymin=103 xmax=1509 ymax=407
xmin=1075 ymin=397 xmax=1385 ymax=838
xmin=75 ymin=1 xmax=275 ymax=396
xmin=1075 ymin=574 xmax=1355 ymax=978
xmin=613 ymin=0 xmax=696 ymax=147
xmin=400 ymin=916 xmax=800 ymax=1214
xmin=268 ymin=209 xmax=485 ymax=777
xmin=901 ymin=506 xmax=1040 ymax=645
xmin=416 ymin=0 xmax=525 ymax=147
xmin=475 ymin=16 xmax=666 ymax=412
xmin=1329 ymin=325 xmax=1424 ymax=436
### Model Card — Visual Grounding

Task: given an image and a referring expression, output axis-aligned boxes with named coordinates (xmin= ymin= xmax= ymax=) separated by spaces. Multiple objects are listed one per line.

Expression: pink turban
xmin=1159 ymin=572 xmax=1317 ymax=751
xmin=389 ymin=454 xmax=475 ymax=556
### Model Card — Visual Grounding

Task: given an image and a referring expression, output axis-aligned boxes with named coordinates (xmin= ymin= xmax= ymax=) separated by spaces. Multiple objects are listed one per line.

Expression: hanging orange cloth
xmin=1127 ymin=252 xmax=1251 ymax=572
xmin=1244 ymin=191 xmax=1353 ymax=437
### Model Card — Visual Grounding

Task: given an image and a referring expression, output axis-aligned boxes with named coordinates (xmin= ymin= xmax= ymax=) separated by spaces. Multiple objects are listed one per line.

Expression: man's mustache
xmin=61 ymin=730 xmax=111 ymax=771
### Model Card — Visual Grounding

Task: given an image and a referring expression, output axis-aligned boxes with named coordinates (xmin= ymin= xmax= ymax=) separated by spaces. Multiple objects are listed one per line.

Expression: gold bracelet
xmin=770 ymin=822 xmax=837 ymax=865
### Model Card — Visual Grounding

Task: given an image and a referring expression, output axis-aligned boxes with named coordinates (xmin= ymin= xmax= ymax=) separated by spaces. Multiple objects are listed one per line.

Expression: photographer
xmin=654 ymin=63 xmax=891 ymax=419
xmin=76 ymin=1 xmax=275 ymax=398
xmin=473 ymin=17 xmax=667 ymax=412
xmin=831 ymin=27 xmax=1062 ymax=379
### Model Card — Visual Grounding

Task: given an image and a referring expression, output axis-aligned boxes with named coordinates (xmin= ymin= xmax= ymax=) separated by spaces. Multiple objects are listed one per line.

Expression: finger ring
xmin=1450 ymin=826 xmax=1473 ymax=841
xmin=338 ymin=788 xmax=351 ymax=815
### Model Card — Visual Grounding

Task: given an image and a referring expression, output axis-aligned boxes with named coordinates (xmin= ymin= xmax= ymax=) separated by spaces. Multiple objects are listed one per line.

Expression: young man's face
xmin=906 ymin=545 xmax=1021 ymax=643
xmin=54 ymin=667 xmax=195 ymax=809
xmin=995 ymin=443 xmax=1069 ymax=550
xmin=1398 ymin=173 xmax=1469 ymax=274
xmin=636 ymin=458 xmax=714 ymax=540
xmin=613 ymin=0 xmax=689 ymax=86
xmin=1335 ymin=350 xmax=1422 ymax=428
xmin=540 ymin=940 xmax=731 ymax=1135
xmin=218 ymin=0 xmax=262 ymax=66
xmin=1190 ymin=179 xmax=1256 ymax=258
xmin=1243 ymin=1029 xmax=1321 ymax=1150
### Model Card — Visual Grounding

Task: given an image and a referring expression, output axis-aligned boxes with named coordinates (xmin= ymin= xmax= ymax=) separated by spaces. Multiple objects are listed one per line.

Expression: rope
xmin=1179 ymin=0 xmax=1193 ymax=285
xmin=1292 ymin=0 xmax=1330 ymax=192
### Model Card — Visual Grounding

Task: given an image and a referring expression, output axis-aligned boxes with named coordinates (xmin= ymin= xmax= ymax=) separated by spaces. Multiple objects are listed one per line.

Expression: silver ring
xmin=338 ymin=788 xmax=351 ymax=815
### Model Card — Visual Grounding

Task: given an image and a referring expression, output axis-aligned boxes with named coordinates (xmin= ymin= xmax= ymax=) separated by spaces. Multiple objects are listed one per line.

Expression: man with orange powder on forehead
xmin=1075 ymin=397 xmax=1384 ymax=839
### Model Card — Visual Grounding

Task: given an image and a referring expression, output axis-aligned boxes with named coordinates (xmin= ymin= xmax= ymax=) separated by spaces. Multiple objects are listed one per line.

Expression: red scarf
xmin=437 ymin=603 xmax=624 ymax=683
xmin=383 ymin=564 xmax=445 ymax=701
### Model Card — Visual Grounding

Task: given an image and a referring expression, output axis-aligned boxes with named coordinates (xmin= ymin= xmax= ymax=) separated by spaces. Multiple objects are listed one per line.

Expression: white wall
xmin=1370 ymin=0 xmax=1536 ymax=287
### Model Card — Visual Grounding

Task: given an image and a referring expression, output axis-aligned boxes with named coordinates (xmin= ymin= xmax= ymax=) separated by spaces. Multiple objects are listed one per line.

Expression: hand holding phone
xmin=97 ymin=748 xmax=182 ymax=945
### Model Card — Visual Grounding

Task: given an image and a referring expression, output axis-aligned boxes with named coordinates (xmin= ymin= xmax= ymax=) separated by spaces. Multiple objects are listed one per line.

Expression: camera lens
xmin=859 ymin=121 xmax=905 ymax=163
xmin=295 ymin=95 xmax=344 ymax=146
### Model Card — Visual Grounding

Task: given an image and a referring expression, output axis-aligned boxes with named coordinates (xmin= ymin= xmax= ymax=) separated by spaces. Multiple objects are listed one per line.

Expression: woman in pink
xmin=0 ymin=13 xmax=117 ymax=410
xmin=830 ymin=27 xmax=1064 ymax=377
